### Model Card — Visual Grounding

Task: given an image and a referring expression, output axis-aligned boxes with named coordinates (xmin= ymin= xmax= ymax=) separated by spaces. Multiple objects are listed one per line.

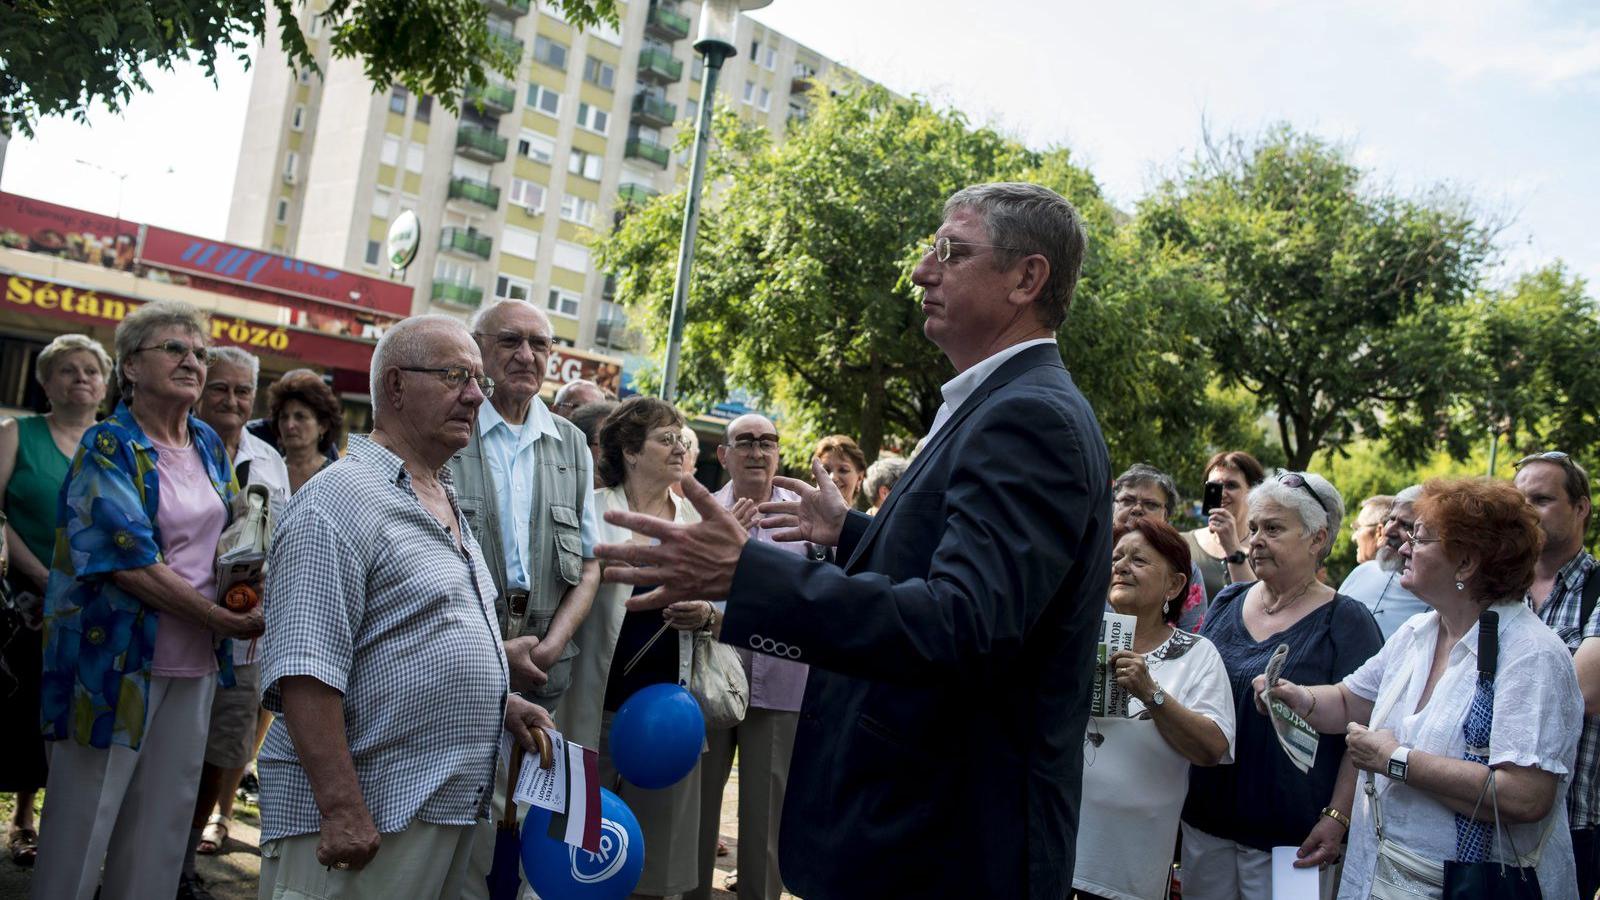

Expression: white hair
xmin=206 ymin=346 xmax=261 ymax=381
xmin=467 ymin=297 xmax=547 ymax=334
xmin=35 ymin=333 xmax=113 ymax=386
xmin=369 ymin=314 xmax=470 ymax=420
xmin=1249 ymin=471 xmax=1345 ymax=562
xmin=555 ymin=379 xmax=605 ymax=408
xmin=113 ymin=299 xmax=208 ymax=399
xmin=1393 ymin=484 xmax=1424 ymax=505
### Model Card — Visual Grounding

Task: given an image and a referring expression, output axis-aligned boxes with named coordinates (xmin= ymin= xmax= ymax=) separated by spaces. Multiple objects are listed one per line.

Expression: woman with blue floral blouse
xmin=32 ymin=300 xmax=266 ymax=900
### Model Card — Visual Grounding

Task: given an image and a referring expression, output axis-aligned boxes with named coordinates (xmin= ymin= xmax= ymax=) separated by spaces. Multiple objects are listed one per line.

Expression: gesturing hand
xmin=759 ymin=458 xmax=850 ymax=547
xmin=596 ymin=473 xmax=750 ymax=613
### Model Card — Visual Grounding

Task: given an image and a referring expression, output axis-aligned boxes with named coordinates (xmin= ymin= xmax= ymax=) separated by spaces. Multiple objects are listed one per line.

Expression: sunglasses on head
xmin=1277 ymin=472 xmax=1326 ymax=510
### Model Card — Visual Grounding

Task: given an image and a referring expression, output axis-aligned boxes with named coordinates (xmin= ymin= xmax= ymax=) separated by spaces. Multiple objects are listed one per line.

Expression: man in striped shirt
xmin=258 ymin=316 xmax=552 ymax=897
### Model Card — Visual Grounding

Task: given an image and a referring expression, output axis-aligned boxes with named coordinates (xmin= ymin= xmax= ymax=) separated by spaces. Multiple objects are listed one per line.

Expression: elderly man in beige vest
xmin=450 ymin=299 xmax=602 ymax=899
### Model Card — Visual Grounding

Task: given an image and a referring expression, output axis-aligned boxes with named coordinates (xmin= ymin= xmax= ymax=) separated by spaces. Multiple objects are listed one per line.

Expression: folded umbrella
xmin=487 ymin=729 xmax=555 ymax=900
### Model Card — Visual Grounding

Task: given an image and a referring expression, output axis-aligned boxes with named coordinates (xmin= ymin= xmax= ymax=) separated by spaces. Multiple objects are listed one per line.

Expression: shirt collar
xmin=1555 ymin=550 xmax=1596 ymax=592
xmin=938 ymin=337 xmax=1058 ymax=413
xmin=478 ymin=397 xmax=562 ymax=444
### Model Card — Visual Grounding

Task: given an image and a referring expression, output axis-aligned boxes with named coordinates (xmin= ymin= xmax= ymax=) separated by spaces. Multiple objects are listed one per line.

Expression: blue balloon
xmin=610 ymin=683 xmax=704 ymax=789
xmin=522 ymin=788 xmax=645 ymax=900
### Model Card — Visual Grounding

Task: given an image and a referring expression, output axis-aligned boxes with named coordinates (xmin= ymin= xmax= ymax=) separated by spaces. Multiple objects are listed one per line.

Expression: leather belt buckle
xmin=506 ymin=590 xmax=530 ymax=616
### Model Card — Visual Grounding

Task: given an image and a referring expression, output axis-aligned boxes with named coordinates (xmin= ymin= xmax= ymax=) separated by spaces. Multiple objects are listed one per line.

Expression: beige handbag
xmin=690 ymin=629 xmax=749 ymax=730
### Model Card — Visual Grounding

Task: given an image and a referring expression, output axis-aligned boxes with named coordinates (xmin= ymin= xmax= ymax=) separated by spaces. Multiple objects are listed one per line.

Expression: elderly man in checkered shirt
xmin=257 ymin=315 xmax=553 ymax=897
xmin=1516 ymin=450 xmax=1600 ymax=899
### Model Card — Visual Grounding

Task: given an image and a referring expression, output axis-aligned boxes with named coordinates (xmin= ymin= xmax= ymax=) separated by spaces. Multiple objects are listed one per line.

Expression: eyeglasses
xmin=1402 ymin=528 xmax=1443 ymax=549
xmin=475 ymin=331 xmax=554 ymax=355
xmin=1277 ymin=472 xmax=1326 ymax=510
xmin=1113 ymin=495 xmax=1168 ymax=516
xmin=650 ymin=432 xmax=691 ymax=451
xmin=923 ymin=236 xmax=1027 ymax=264
xmin=727 ymin=436 xmax=780 ymax=455
xmin=398 ymin=366 xmax=494 ymax=397
xmin=133 ymin=340 xmax=209 ymax=364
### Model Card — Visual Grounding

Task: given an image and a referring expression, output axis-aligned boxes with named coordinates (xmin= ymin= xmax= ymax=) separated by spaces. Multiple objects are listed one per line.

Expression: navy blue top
xmin=1182 ymin=582 xmax=1383 ymax=851
xmin=603 ymin=586 xmax=677 ymax=711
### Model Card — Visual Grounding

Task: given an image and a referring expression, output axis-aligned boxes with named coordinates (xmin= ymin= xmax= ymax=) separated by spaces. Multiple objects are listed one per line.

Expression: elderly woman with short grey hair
xmin=33 ymin=300 xmax=265 ymax=900
xmin=1181 ymin=471 xmax=1383 ymax=900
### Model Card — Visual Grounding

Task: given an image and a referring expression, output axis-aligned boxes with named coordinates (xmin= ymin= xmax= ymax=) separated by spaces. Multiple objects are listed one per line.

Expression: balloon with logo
xmin=521 ymin=788 xmax=644 ymax=900
xmin=610 ymin=683 xmax=705 ymax=789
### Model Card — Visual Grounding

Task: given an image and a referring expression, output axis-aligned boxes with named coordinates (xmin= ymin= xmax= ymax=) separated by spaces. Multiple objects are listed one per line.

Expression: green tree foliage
xmin=0 ymin=0 xmax=617 ymax=136
xmin=597 ymin=84 xmax=1236 ymax=469
xmin=1139 ymin=126 xmax=1493 ymax=470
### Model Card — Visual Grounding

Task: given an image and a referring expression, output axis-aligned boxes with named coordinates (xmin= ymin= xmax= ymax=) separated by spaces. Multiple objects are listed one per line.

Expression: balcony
xmin=448 ymin=176 xmax=501 ymax=209
xmin=455 ymin=123 xmax=508 ymax=162
xmin=645 ymin=4 xmax=690 ymax=41
xmin=630 ymin=93 xmax=677 ymax=128
xmin=432 ymin=280 xmax=484 ymax=308
xmin=440 ymin=227 xmax=493 ymax=260
xmin=485 ymin=0 xmax=530 ymax=16
xmin=487 ymin=27 xmax=523 ymax=61
xmin=617 ymin=182 xmax=659 ymax=206
xmin=464 ymin=81 xmax=515 ymax=115
xmin=636 ymin=48 xmax=683 ymax=85
xmin=625 ymin=137 xmax=670 ymax=169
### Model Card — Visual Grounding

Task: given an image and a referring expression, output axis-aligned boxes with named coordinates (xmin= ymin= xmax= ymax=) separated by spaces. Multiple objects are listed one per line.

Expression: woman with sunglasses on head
xmin=1256 ymin=478 xmax=1582 ymax=899
xmin=1180 ymin=470 xmax=1383 ymax=900
xmin=1075 ymin=517 xmax=1235 ymax=900
xmin=32 ymin=301 xmax=265 ymax=900
xmin=566 ymin=396 xmax=709 ymax=898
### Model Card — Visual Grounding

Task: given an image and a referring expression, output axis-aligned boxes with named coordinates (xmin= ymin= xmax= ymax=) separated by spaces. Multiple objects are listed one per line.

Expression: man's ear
xmin=1007 ymin=255 xmax=1052 ymax=308
xmin=383 ymin=367 xmax=405 ymax=411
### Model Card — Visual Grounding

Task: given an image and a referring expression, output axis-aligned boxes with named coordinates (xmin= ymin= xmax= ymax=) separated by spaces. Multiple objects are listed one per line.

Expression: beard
xmin=1377 ymin=543 xmax=1404 ymax=573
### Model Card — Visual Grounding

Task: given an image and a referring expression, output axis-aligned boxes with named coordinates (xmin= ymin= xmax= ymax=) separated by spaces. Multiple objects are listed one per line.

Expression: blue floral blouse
xmin=41 ymin=401 xmax=237 ymax=750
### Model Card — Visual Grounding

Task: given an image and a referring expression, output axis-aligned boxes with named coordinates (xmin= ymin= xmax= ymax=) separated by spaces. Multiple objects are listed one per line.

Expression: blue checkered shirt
xmin=1527 ymin=549 xmax=1600 ymax=827
xmin=258 ymin=435 xmax=510 ymax=842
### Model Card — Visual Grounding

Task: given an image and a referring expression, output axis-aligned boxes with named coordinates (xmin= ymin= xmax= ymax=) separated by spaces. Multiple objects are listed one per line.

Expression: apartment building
xmin=225 ymin=0 xmax=848 ymax=358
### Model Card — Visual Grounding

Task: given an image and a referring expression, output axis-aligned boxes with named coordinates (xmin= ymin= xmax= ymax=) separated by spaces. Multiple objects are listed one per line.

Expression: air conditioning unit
xmin=525 ymin=205 xmax=541 ymax=216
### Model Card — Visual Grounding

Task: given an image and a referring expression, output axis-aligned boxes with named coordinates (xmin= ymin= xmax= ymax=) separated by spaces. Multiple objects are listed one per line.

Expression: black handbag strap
xmin=1579 ymin=565 xmax=1600 ymax=633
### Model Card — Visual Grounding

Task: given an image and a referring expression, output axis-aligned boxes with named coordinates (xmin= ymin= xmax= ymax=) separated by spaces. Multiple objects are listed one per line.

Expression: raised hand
xmin=596 ymin=473 xmax=750 ymax=612
xmin=759 ymin=458 xmax=850 ymax=546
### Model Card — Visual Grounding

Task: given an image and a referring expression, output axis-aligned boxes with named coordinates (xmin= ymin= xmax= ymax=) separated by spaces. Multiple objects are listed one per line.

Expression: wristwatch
xmin=1387 ymin=745 xmax=1411 ymax=783
xmin=1149 ymin=686 xmax=1167 ymax=710
xmin=1226 ymin=550 xmax=1248 ymax=565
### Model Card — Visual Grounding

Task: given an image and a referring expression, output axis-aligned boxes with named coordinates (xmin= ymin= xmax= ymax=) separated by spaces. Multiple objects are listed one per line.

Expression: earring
xmin=1455 ymin=581 xmax=1465 ymax=592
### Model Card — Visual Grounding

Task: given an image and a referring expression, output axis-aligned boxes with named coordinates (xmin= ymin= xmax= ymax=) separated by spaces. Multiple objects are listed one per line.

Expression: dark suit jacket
xmin=720 ymin=342 xmax=1113 ymax=900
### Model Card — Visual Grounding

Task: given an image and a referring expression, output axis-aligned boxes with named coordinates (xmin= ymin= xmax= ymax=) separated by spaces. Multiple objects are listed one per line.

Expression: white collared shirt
xmin=477 ymin=398 xmax=599 ymax=591
xmin=923 ymin=337 xmax=1059 ymax=445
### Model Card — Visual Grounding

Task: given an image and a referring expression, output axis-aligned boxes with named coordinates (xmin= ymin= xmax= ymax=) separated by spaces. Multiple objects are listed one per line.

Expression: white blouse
xmin=1337 ymin=601 xmax=1582 ymax=900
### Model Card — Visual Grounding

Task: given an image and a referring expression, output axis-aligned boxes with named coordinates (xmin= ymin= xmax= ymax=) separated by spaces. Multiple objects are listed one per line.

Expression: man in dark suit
xmin=596 ymin=182 xmax=1111 ymax=899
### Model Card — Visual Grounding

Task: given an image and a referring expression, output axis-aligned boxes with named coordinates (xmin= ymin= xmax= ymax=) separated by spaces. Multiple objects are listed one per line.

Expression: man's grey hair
xmin=1249 ymin=471 xmax=1346 ymax=562
xmin=468 ymin=298 xmax=548 ymax=334
xmin=369 ymin=314 xmax=470 ymax=419
xmin=864 ymin=456 xmax=909 ymax=503
xmin=113 ymin=299 xmax=208 ymax=399
xmin=554 ymin=379 xmax=606 ymax=408
xmin=1113 ymin=463 xmax=1180 ymax=517
xmin=943 ymin=182 xmax=1087 ymax=330
xmin=207 ymin=346 xmax=261 ymax=381
xmin=36 ymin=333 xmax=113 ymax=386
xmin=1393 ymin=484 xmax=1424 ymax=505
xmin=569 ymin=400 xmax=618 ymax=445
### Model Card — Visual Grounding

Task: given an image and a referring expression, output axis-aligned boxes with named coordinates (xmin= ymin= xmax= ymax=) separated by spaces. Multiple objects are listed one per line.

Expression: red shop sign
xmin=0 ymin=192 xmax=140 ymax=272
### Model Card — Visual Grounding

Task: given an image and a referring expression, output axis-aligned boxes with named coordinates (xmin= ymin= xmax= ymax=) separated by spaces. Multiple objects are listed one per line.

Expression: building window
xmin=742 ymin=81 xmax=754 ymax=104
xmin=559 ymin=195 xmax=597 ymax=225
xmin=307 ymin=13 xmax=321 ymax=37
xmin=552 ymin=240 xmax=589 ymax=273
xmin=372 ymin=189 xmax=392 ymax=219
xmin=501 ymin=227 xmax=540 ymax=260
xmin=405 ymin=142 xmax=425 ymax=173
xmin=583 ymin=56 xmax=616 ymax=90
xmin=567 ymin=149 xmax=603 ymax=181
xmin=291 ymin=105 xmax=306 ymax=131
xmin=509 ymin=178 xmax=546 ymax=212
xmin=389 ymin=86 xmax=408 ymax=115
xmin=765 ymin=46 xmax=777 ymax=70
xmin=534 ymin=35 xmax=568 ymax=70
xmin=692 ymin=56 xmax=704 ymax=81
xmin=527 ymin=84 xmax=561 ymax=117
xmin=750 ymin=39 xmax=760 ymax=59
xmin=517 ymin=130 xmax=555 ymax=164
xmin=496 ymin=275 xmax=533 ymax=301
xmin=576 ymin=102 xmax=609 ymax=135
xmin=380 ymin=135 xmax=401 ymax=167
xmin=275 ymin=198 xmax=290 ymax=223
xmin=415 ymin=95 xmax=432 ymax=123
xmin=365 ymin=240 xmax=381 ymax=266
xmin=283 ymin=151 xmax=299 ymax=181
xmin=434 ymin=257 xmax=475 ymax=285
xmin=758 ymin=87 xmax=771 ymax=111
xmin=547 ymin=288 xmax=582 ymax=318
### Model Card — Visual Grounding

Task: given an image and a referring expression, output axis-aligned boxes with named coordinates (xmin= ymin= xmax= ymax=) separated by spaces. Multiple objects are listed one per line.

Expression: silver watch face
xmin=1151 ymin=689 xmax=1166 ymax=706
xmin=1388 ymin=759 xmax=1405 ymax=779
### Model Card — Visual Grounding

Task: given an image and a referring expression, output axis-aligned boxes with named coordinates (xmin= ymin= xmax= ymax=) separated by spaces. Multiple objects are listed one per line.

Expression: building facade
xmin=225 ymin=0 xmax=845 ymax=360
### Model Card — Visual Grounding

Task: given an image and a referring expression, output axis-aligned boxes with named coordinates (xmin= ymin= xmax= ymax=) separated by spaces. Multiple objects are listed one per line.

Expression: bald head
xmin=719 ymin=413 xmax=781 ymax=501
xmin=471 ymin=298 xmax=551 ymax=337
xmin=552 ymin=379 xmax=608 ymax=418
xmin=725 ymin=414 xmax=776 ymax=442
xmin=370 ymin=314 xmax=476 ymax=420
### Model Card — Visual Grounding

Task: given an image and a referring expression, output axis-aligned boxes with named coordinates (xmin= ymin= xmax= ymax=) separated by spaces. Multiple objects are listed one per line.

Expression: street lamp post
xmin=659 ymin=0 xmax=772 ymax=404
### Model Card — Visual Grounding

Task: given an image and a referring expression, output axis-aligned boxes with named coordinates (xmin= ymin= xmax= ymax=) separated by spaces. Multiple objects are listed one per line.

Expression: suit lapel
xmin=843 ymin=343 xmax=1065 ymax=571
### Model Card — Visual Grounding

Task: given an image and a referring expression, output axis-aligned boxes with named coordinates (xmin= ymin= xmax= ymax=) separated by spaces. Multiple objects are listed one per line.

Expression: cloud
xmin=1370 ymin=0 xmax=1600 ymax=89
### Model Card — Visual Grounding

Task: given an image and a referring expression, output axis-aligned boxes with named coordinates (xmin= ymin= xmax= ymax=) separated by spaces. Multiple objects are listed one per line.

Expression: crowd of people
xmin=0 ymin=179 xmax=1595 ymax=900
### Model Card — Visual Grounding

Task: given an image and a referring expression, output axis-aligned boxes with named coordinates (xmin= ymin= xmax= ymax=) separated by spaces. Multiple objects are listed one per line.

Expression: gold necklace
xmin=1262 ymin=578 xmax=1317 ymax=615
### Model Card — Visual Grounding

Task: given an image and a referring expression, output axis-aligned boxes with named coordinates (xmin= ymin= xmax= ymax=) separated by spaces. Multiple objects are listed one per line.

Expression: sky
xmin=4 ymin=0 xmax=1597 ymax=290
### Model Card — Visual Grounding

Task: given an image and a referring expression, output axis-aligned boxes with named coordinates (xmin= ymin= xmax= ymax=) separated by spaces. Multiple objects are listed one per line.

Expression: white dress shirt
xmin=923 ymin=338 xmax=1059 ymax=445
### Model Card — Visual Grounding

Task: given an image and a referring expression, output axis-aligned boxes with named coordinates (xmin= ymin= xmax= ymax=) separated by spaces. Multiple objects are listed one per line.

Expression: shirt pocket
xmin=548 ymin=504 xmax=583 ymax=586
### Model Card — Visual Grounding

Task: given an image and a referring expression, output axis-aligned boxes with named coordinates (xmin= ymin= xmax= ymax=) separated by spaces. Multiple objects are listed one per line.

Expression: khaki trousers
xmin=686 ymin=707 xmax=799 ymax=900
xmin=259 ymin=819 xmax=478 ymax=900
